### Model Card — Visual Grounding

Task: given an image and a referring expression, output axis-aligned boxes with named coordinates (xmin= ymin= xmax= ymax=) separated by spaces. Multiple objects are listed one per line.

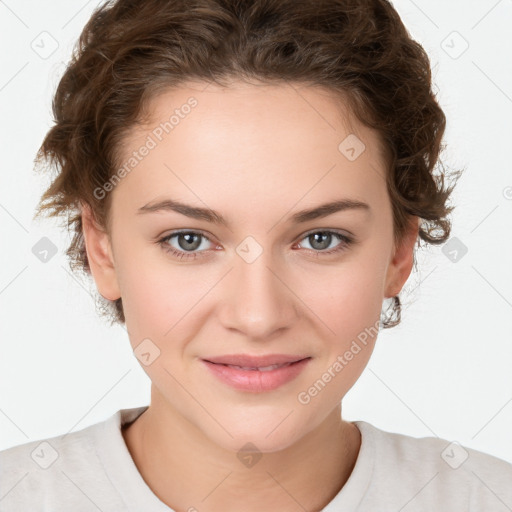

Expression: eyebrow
xmin=136 ymin=198 xmax=371 ymax=226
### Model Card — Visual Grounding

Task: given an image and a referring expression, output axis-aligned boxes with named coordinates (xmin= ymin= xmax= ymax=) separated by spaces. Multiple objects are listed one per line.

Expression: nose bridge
xmin=219 ymin=238 xmax=297 ymax=339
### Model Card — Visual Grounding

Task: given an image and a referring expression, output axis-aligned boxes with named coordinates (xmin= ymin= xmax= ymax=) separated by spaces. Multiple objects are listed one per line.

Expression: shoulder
xmin=0 ymin=410 xmax=126 ymax=511
xmin=355 ymin=421 xmax=512 ymax=510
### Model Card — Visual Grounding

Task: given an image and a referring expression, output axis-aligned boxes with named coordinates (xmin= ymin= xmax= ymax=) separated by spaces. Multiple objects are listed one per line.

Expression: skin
xmin=81 ymin=80 xmax=419 ymax=512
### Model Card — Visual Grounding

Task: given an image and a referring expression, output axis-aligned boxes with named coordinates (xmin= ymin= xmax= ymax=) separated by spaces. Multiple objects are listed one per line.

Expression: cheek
xmin=113 ymin=249 xmax=174 ymax=335
xmin=117 ymin=254 xmax=216 ymax=342
xmin=298 ymin=255 xmax=386 ymax=333
xmin=294 ymin=251 xmax=386 ymax=387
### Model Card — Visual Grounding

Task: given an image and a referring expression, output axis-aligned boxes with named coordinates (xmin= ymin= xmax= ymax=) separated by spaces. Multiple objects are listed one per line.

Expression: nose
xmin=217 ymin=247 xmax=299 ymax=340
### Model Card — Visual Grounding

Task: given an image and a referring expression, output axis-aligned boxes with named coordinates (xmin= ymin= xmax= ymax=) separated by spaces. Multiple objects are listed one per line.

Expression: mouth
xmin=201 ymin=355 xmax=312 ymax=392
xmin=202 ymin=353 xmax=310 ymax=367
xmin=219 ymin=361 xmax=300 ymax=371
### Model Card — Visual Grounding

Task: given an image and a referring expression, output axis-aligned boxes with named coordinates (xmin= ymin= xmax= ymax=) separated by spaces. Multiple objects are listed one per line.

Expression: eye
xmin=295 ymin=230 xmax=353 ymax=256
xmin=158 ymin=231 xmax=215 ymax=260
xmin=158 ymin=229 xmax=354 ymax=261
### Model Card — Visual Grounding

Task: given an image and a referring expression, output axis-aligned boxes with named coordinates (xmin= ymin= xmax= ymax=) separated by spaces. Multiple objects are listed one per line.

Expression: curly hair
xmin=33 ymin=0 xmax=462 ymax=329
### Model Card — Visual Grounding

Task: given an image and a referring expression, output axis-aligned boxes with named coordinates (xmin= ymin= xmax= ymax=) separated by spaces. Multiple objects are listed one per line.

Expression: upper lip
xmin=202 ymin=354 xmax=310 ymax=367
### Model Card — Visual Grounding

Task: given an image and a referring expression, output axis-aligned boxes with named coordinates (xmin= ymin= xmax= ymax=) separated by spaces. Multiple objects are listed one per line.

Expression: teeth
xmin=226 ymin=363 xmax=292 ymax=371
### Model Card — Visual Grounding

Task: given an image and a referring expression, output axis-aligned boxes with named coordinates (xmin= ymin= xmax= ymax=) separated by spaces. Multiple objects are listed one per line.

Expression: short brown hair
xmin=33 ymin=0 xmax=462 ymax=329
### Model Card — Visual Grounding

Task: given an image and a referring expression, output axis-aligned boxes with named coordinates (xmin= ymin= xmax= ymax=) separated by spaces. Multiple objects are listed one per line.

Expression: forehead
xmin=112 ymin=81 xmax=388 ymax=216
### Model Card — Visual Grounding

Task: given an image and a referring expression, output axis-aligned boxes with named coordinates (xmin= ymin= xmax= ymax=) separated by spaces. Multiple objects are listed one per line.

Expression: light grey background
xmin=1 ymin=0 xmax=511 ymax=467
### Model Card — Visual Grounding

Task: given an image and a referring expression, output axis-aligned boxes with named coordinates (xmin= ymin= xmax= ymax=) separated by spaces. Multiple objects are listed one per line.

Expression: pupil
xmin=179 ymin=233 xmax=200 ymax=251
xmin=311 ymin=232 xmax=331 ymax=250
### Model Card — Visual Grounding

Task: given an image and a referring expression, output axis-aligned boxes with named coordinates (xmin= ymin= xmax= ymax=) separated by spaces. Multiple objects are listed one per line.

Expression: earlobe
xmin=384 ymin=216 xmax=419 ymax=298
xmin=81 ymin=202 xmax=121 ymax=301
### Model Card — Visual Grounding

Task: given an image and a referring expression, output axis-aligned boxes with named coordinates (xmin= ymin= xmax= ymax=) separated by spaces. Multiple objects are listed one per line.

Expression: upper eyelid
xmin=162 ymin=229 xmax=215 ymax=244
xmin=299 ymin=228 xmax=351 ymax=239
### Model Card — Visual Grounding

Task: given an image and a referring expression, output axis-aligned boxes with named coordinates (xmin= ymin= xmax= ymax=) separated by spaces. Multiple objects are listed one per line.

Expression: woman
xmin=1 ymin=0 xmax=510 ymax=510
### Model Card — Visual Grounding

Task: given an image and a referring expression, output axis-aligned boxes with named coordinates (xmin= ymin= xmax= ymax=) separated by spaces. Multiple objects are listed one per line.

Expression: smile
xmin=201 ymin=357 xmax=311 ymax=392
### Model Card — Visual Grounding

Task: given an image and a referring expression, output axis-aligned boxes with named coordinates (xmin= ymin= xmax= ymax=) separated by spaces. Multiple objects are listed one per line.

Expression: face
xmin=83 ymin=80 xmax=417 ymax=453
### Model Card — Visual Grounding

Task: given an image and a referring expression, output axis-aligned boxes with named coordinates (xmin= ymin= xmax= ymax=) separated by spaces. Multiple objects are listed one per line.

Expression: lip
xmin=201 ymin=354 xmax=311 ymax=392
xmin=202 ymin=353 xmax=310 ymax=367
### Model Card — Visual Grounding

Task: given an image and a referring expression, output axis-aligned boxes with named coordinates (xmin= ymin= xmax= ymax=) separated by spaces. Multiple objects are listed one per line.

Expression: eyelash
xmin=157 ymin=229 xmax=354 ymax=261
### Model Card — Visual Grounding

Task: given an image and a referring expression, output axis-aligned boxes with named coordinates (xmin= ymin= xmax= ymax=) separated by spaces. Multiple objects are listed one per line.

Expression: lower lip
xmin=202 ymin=358 xmax=311 ymax=392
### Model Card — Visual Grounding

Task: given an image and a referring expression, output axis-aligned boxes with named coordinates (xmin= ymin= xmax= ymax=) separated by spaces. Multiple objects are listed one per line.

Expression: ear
xmin=81 ymin=202 xmax=121 ymax=301
xmin=384 ymin=216 xmax=419 ymax=298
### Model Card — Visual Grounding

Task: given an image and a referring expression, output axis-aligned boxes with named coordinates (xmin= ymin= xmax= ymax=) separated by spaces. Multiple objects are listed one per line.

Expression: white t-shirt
xmin=1 ymin=405 xmax=511 ymax=511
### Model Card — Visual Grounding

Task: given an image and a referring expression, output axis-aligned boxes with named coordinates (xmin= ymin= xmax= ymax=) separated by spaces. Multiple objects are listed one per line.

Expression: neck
xmin=122 ymin=391 xmax=361 ymax=512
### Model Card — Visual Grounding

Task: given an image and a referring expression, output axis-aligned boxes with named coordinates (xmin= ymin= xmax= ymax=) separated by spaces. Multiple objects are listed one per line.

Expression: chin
xmin=198 ymin=408 xmax=310 ymax=454
xmin=212 ymin=427 xmax=304 ymax=455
